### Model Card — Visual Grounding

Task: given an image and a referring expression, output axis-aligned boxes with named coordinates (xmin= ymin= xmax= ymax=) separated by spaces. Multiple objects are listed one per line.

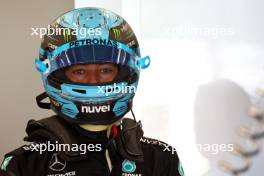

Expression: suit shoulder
xmin=1 ymin=144 xmax=34 ymax=173
xmin=4 ymin=144 xmax=33 ymax=158
xmin=3 ymin=142 xmax=48 ymax=160
xmin=140 ymin=136 xmax=179 ymax=158
xmin=140 ymin=137 xmax=185 ymax=175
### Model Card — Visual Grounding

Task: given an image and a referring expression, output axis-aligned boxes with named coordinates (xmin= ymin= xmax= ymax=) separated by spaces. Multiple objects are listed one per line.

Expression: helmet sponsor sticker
xmin=81 ymin=105 xmax=111 ymax=113
xmin=69 ymin=38 xmax=117 ymax=48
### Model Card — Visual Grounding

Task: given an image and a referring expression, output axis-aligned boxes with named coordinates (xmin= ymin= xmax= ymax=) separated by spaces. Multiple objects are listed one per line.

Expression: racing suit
xmin=0 ymin=116 xmax=184 ymax=176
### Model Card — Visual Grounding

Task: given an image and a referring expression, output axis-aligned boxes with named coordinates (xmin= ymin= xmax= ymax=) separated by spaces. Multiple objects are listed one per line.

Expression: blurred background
xmin=1 ymin=0 xmax=264 ymax=175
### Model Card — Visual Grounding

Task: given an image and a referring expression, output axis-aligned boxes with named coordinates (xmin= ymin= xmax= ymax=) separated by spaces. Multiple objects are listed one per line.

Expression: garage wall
xmin=0 ymin=0 xmax=74 ymax=159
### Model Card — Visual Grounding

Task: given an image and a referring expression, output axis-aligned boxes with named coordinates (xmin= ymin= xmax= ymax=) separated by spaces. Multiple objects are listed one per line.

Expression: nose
xmin=86 ymin=74 xmax=98 ymax=84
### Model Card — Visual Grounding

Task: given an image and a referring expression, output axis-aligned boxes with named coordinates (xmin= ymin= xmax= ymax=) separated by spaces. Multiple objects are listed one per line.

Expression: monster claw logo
xmin=112 ymin=29 xmax=121 ymax=40
xmin=63 ymin=29 xmax=71 ymax=42
xmin=125 ymin=28 xmax=134 ymax=39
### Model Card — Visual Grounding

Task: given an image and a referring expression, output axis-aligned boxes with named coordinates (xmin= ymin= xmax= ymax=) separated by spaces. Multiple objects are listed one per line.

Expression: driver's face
xmin=65 ymin=64 xmax=118 ymax=84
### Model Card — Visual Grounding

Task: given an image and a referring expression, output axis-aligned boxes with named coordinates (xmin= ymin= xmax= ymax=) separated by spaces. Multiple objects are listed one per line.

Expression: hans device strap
xmin=24 ymin=116 xmax=85 ymax=161
xmin=116 ymin=118 xmax=144 ymax=162
xmin=36 ymin=92 xmax=51 ymax=109
xmin=23 ymin=116 xmax=144 ymax=162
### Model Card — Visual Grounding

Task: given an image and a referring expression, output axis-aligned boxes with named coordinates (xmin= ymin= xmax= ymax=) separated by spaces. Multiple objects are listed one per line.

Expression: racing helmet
xmin=35 ymin=7 xmax=150 ymax=125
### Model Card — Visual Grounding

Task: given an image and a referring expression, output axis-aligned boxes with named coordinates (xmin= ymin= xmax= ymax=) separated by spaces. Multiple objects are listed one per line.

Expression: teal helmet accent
xmin=35 ymin=7 xmax=150 ymax=125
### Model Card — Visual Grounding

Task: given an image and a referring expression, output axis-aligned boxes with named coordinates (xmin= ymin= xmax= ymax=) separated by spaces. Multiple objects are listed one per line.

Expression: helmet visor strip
xmin=36 ymin=39 xmax=140 ymax=76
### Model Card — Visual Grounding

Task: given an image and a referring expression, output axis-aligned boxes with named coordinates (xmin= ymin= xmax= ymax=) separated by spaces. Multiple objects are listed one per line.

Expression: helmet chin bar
xmin=35 ymin=76 xmax=136 ymax=125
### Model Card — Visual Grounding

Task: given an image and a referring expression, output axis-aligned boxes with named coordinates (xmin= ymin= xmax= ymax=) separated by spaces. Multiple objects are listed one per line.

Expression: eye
xmin=99 ymin=68 xmax=114 ymax=74
xmin=72 ymin=69 xmax=86 ymax=75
